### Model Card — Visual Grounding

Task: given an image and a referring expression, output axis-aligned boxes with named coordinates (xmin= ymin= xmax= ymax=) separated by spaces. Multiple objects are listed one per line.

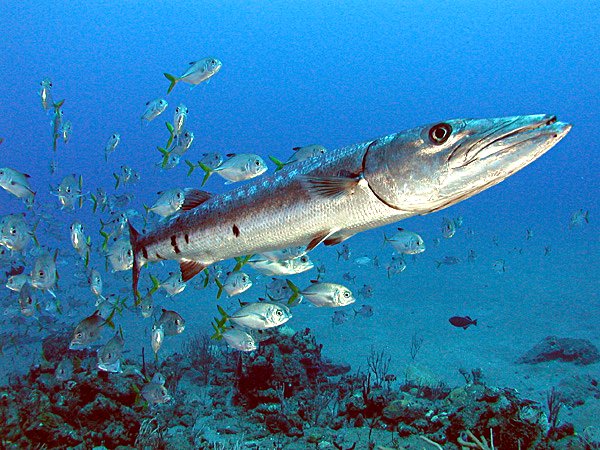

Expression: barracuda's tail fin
xmin=128 ymin=221 xmax=142 ymax=300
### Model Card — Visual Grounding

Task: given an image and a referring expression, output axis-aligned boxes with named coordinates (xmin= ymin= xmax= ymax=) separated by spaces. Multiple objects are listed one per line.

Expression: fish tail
xmin=197 ymin=162 xmax=213 ymax=186
xmin=157 ymin=147 xmax=171 ymax=168
xmin=435 ymin=260 xmax=441 ymax=268
xmin=286 ymin=279 xmax=300 ymax=305
xmin=472 ymin=319 xmax=478 ymax=326
xmin=128 ymin=221 xmax=143 ymax=300
xmin=185 ymin=159 xmax=197 ymax=176
xmin=164 ymin=73 xmax=178 ymax=94
xmin=215 ymin=277 xmax=224 ymax=299
xmin=584 ymin=210 xmax=589 ymax=223
xmin=149 ymin=274 xmax=161 ymax=296
xmin=90 ymin=194 xmax=98 ymax=213
xmin=113 ymin=173 xmax=120 ymax=189
xmin=268 ymin=155 xmax=286 ymax=172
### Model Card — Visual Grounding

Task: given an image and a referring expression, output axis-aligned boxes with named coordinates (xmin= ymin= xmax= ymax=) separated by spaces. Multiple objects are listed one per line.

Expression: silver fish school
xmin=129 ymin=115 xmax=571 ymax=296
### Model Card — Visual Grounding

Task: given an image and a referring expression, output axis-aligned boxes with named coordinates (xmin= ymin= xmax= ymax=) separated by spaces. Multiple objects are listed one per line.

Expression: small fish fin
xmin=149 ymin=275 xmax=160 ymax=295
xmin=113 ymin=173 xmax=120 ymax=189
xmin=225 ymin=153 xmax=237 ymax=158
xmin=185 ymin=160 xmax=197 ymax=176
xmin=197 ymin=162 xmax=213 ymax=186
xmin=300 ymin=175 xmax=363 ymax=199
xmin=217 ymin=305 xmax=229 ymax=321
xmin=306 ymin=230 xmax=336 ymax=252
xmin=90 ymin=194 xmax=98 ymax=213
xmin=232 ymin=255 xmax=252 ymax=272
xmin=292 ymin=146 xmax=301 ymax=151
xmin=179 ymin=260 xmax=206 ymax=282
xmin=211 ymin=321 xmax=223 ymax=340
xmin=53 ymin=99 xmax=65 ymax=110
xmin=215 ymin=277 xmax=224 ymax=299
xmin=268 ymin=156 xmax=286 ymax=172
xmin=164 ymin=73 xmax=178 ymax=94
xmin=165 ymin=121 xmax=174 ymax=134
xmin=181 ymin=189 xmax=212 ymax=210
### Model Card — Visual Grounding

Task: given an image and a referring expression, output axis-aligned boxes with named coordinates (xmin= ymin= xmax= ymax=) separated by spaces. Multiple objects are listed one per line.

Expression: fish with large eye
xmin=428 ymin=123 xmax=453 ymax=145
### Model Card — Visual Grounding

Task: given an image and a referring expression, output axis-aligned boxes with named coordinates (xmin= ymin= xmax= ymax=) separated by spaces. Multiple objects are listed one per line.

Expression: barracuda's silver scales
xmin=130 ymin=115 xmax=571 ymax=295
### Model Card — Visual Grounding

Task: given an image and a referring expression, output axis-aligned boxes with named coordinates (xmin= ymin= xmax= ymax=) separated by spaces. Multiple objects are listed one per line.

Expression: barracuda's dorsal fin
xmin=300 ymin=174 xmax=364 ymax=199
xmin=180 ymin=260 xmax=206 ymax=281
xmin=181 ymin=189 xmax=212 ymax=211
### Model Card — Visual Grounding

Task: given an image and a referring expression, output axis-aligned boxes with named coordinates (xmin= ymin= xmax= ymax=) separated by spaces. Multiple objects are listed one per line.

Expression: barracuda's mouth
xmin=448 ymin=115 xmax=568 ymax=168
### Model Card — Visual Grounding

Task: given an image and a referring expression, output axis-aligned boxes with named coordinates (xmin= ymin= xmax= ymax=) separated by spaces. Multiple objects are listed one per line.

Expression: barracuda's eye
xmin=428 ymin=123 xmax=452 ymax=145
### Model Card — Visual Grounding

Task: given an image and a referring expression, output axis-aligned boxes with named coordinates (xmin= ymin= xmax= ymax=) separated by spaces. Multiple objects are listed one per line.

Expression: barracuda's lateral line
xmin=129 ymin=114 xmax=571 ymax=296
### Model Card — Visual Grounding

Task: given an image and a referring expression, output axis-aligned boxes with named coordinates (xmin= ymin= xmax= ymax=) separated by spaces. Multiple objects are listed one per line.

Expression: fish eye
xmin=301 ymin=256 xmax=308 ymax=263
xmin=343 ymin=291 xmax=350 ymax=298
xmin=175 ymin=319 xmax=181 ymax=325
xmin=38 ymin=270 xmax=45 ymax=277
xmin=75 ymin=332 xmax=82 ymax=339
xmin=9 ymin=227 xmax=16 ymax=235
xmin=276 ymin=310 xmax=283 ymax=316
xmin=428 ymin=123 xmax=452 ymax=145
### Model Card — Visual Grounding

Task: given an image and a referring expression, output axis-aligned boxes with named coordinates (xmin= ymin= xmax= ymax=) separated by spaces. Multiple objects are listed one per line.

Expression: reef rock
xmin=516 ymin=336 xmax=600 ymax=366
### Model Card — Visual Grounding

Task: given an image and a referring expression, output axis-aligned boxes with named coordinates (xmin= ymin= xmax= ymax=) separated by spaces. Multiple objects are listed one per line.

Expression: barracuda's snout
xmin=363 ymin=114 xmax=572 ymax=213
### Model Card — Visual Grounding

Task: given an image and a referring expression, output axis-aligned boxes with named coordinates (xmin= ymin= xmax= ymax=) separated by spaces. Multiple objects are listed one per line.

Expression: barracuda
xmin=130 ymin=114 xmax=571 ymax=295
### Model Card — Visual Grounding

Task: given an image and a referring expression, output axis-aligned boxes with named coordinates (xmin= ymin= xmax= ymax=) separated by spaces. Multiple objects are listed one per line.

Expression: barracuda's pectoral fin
xmin=181 ymin=189 xmax=212 ymax=211
xmin=179 ymin=259 xmax=207 ymax=281
xmin=300 ymin=174 xmax=363 ymax=199
xmin=306 ymin=229 xmax=339 ymax=251
xmin=324 ymin=231 xmax=356 ymax=246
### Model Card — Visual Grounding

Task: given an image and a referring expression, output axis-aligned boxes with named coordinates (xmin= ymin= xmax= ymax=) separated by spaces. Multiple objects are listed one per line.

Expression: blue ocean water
xmin=0 ymin=1 xmax=598 ymax=447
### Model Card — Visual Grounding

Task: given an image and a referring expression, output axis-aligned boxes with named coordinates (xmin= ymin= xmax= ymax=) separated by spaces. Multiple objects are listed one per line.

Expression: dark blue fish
xmin=449 ymin=316 xmax=477 ymax=330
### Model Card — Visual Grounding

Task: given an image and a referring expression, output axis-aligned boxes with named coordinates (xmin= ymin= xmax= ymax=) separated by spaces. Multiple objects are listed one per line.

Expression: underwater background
xmin=0 ymin=1 xmax=598 ymax=448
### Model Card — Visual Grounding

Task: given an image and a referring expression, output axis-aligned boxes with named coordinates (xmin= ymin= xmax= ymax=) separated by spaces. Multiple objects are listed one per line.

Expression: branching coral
xmin=457 ymin=429 xmax=495 ymax=449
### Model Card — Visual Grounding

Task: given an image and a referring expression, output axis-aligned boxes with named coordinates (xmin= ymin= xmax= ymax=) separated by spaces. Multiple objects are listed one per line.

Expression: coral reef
xmin=0 ymin=328 xmax=589 ymax=449
xmin=517 ymin=336 xmax=600 ymax=365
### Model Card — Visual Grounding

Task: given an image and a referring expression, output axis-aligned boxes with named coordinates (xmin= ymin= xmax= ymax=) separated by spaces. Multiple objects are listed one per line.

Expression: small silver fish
xmin=386 ymin=255 xmax=406 ymax=278
xmin=107 ymin=239 xmax=133 ymax=272
xmin=70 ymin=221 xmax=90 ymax=260
xmin=332 ymin=310 xmax=349 ymax=326
xmin=39 ymin=78 xmax=54 ymax=111
xmin=228 ymin=302 xmax=291 ymax=330
xmin=157 ymin=309 xmax=185 ymax=336
xmin=492 ymin=259 xmax=506 ymax=273
xmin=18 ymin=283 xmax=37 ymax=317
xmin=265 ymin=278 xmax=291 ymax=301
xmin=141 ymin=99 xmax=168 ymax=126
xmin=436 ymin=256 xmax=461 ymax=268
xmin=164 ymin=57 xmax=222 ymax=94
xmin=271 ymin=144 xmax=327 ymax=171
xmin=172 ymin=104 xmax=188 ymax=140
xmin=151 ymin=323 xmax=164 ymax=355
xmin=89 ymin=269 xmax=103 ymax=299
xmin=261 ymin=246 xmax=307 ymax=261
xmin=114 ymin=165 xmax=140 ymax=189
xmin=54 ymin=173 xmax=84 ymax=210
xmin=248 ymin=254 xmax=314 ymax=276
xmin=0 ymin=213 xmax=34 ymax=252
xmin=202 ymin=153 xmax=267 ymax=184
xmin=357 ymin=284 xmax=374 ymax=299
xmin=221 ymin=327 xmax=258 ymax=352
xmin=291 ymin=281 xmax=355 ymax=308
xmin=384 ymin=228 xmax=425 ymax=254
xmin=337 ymin=243 xmax=351 ymax=261
xmin=441 ymin=217 xmax=456 ymax=239
xmin=139 ymin=293 xmax=154 ymax=319
xmin=61 ymin=121 xmax=72 ymax=143
xmin=104 ymin=133 xmax=120 ymax=161
xmin=170 ymin=130 xmax=194 ymax=157
xmin=569 ymin=209 xmax=589 ymax=229
xmin=70 ymin=311 xmax=104 ymax=349
xmin=354 ymin=304 xmax=374 ymax=318
xmin=147 ymin=189 xmax=185 ymax=217
xmin=221 ymin=272 xmax=252 ymax=297
xmin=0 ymin=168 xmax=35 ymax=205
xmin=30 ymin=250 xmax=58 ymax=293
xmin=6 ymin=274 xmax=29 ymax=292
xmin=141 ymin=380 xmax=172 ymax=404
xmin=198 ymin=152 xmax=223 ymax=170
xmin=160 ymin=272 xmax=187 ymax=297
xmin=97 ymin=331 xmax=125 ymax=373
xmin=55 ymin=358 xmax=74 ymax=382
